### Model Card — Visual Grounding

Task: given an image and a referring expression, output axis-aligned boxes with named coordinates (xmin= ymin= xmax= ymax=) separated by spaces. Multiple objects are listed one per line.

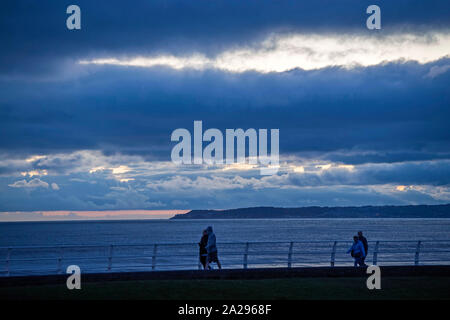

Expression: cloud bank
xmin=0 ymin=1 xmax=449 ymax=218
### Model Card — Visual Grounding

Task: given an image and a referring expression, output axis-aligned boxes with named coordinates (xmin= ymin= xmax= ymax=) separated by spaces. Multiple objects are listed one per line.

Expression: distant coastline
xmin=170 ymin=204 xmax=450 ymax=219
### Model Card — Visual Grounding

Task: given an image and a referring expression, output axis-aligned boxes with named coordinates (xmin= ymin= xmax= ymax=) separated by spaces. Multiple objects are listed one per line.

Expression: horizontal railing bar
xmin=112 ymin=255 xmax=195 ymax=259
xmin=7 ymin=257 xmax=62 ymax=262
xmin=8 ymin=256 xmax=109 ymax=262
xmin=6 ymin=253 xmax=450 ymax=260
xmin=2 ymin=239 xmax=450 ymax=251
xmin=4 ymin=262 xmax=450 ymax=275
xmin=8 ymin=250 xmax=433 ymax=262
xmin=112 ymin=263 xmax=203 ymax=268
xmin=412 ymin=259 xmax=450 ymax=262
xmin=7 ymin=250 xmax=449 ymax=261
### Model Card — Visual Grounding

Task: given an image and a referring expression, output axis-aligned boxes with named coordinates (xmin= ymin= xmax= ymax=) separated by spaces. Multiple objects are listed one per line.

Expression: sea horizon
xmin=2 ymin=203 xmax=450 ymax=222
xmin=4 ymin=217 xmax=450 ymax=224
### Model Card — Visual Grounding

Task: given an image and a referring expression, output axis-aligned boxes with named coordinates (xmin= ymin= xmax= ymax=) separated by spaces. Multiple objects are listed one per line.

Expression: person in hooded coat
xmin=205 ymin=226 xmax=222 ymax=270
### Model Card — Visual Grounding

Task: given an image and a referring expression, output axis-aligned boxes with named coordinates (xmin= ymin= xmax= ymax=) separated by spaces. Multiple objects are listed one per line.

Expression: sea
xmin=1 ymin=219 xmax=449 ymax=276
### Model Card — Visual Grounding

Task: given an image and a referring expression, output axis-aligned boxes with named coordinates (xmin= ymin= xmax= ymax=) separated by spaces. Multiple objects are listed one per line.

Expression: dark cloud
xmin=319 ymin=151 xmax=450 ymax=165
xmin=1 ymin=1 xmax=449 ymax=77
xmin=1 ymin=59 xmax=449 ymax=163
xmin=285 ymin=160 xmax=450 ymax=187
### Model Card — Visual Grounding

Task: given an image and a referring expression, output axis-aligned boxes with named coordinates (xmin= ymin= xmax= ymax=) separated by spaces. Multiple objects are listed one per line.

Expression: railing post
xmin=330 ymin=241 xmax=337 ymax=267
xmin=57 ymin=247 xmax=63 ymax=274
xmin=152 ymin=244 xmax=158 ymax=270
xmin=415 ymin=241 xmax=421 ymax=266
xmin=373 ymin=241 xmax=379 ymax=265
xmin=6 ymin=248 xmax=11 ymax=277
xmin=243 ymin=242 xmax=249 ymax=269
xmin=288 ymin=242 xmax=294 ymax=268
xmin=198 ymin=243 xmax=202 ymax=270
xmin=108 ymin=245 xmax=113 ymax=271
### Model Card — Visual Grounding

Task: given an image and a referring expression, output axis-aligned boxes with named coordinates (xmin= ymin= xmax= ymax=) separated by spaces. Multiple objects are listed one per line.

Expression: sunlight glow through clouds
xmin=80 ymin=32 xmax=450 ymax=73
xmin=21 ymin=170 xmax=48 ymax=177
xmin=395 ymin=185 xmax=419 ymax=192
xmin=337 ymin=164 xmax=355 ymax=171
xmin=111 ymin=165 xmax=132 ymax=174
xmin=89 ymin=166 xmax=106 ymax=173
xmin=316 ymin=164 xmax=332 ymax=170
xmin=222 ymin=163 xmax=258 ymax=171
xmin=25 ymin=155 xmax=46 ymax=163
xmin=292 ymin=166 xmax=305 ymax=173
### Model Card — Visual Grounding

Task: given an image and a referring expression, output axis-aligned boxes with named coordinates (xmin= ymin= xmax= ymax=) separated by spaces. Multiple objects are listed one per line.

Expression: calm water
xmin=1 ymin=219 xmax=449 ymax=275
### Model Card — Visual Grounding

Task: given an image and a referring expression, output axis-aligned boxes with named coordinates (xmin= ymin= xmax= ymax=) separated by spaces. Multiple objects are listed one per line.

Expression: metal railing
xmin=1 ymin=240 xmax=450 ymax=277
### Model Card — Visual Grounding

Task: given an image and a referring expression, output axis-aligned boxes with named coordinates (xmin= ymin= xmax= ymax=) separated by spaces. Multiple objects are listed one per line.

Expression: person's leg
xmin=217 ymin=259 xmax=222 ymax=270
xmin=354 ymin=258 xmax=357 ymax=267
xmin=201 ymin=257 xmax=207 ymax=270
xmin=357 ymin=257 xmax=364 ymax=267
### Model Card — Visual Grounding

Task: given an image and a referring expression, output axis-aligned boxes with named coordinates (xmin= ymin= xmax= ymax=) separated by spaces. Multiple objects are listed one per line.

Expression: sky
xmin=0 ymin=1 xmax=449 ymax=221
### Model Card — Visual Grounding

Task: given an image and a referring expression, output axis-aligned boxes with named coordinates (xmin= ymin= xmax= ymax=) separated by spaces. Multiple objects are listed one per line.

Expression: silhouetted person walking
xmin=205 ymin=226 xmax=221 ymax=270
xmin=358 ymin=231 xmax=368 ymax=266
xmin=198 ymin=229 xmax=208 ymax=270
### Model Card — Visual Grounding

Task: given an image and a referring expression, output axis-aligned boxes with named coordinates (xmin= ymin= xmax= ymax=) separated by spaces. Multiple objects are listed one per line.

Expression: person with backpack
xmin=347 ymin=235 xmax=366 ymax=267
